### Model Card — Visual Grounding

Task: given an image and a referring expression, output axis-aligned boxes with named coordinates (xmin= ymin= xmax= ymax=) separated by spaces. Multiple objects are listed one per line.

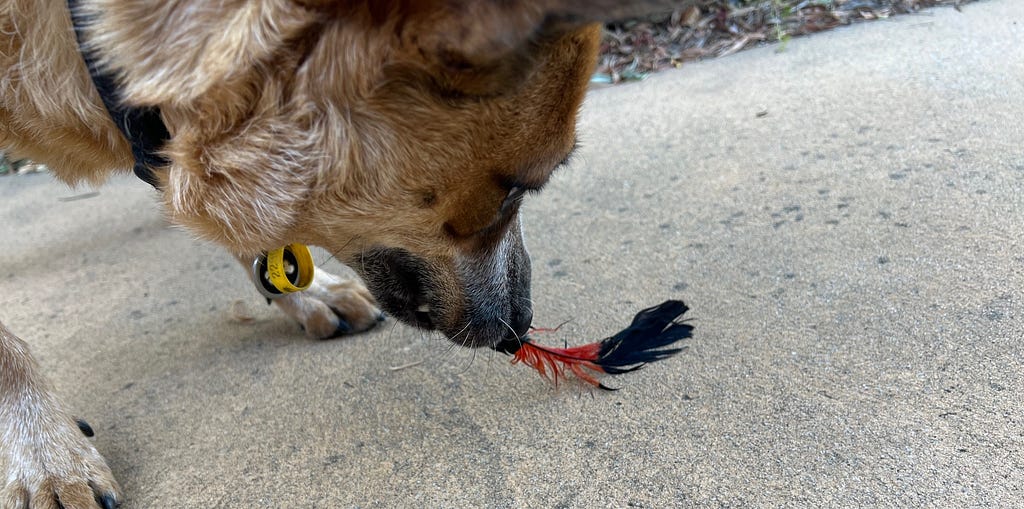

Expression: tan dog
xmin=0 ymin=1 xmax=676 ymax=507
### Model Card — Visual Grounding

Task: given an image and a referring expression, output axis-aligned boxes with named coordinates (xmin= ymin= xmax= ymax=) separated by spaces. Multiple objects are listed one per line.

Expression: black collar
xmin=67 ymin=0 xmax=169 ymax=189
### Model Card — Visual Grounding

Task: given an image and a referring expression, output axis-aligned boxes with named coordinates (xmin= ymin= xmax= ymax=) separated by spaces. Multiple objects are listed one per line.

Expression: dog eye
xmin=506 ymin=186 xmax=526 ymax=202
xmin=499 ymin=186 xmax=527 ymax=215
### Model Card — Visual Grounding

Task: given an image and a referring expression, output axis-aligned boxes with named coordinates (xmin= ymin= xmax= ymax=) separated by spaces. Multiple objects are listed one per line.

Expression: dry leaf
xmin=682 ymin=6 xmax=702 ymax=27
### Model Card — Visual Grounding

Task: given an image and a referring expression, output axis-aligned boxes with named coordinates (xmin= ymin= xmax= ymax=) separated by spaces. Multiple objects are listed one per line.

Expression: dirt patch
xmin=596 ymin=0 xmax=975 ymax=83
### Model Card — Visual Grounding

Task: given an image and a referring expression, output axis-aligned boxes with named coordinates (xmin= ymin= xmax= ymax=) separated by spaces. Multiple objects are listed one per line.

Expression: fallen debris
xmin=596 ymin=0 xmax=976 ymax=83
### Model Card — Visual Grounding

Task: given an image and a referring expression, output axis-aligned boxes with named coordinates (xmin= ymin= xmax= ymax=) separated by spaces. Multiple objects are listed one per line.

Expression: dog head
xmin=83 ymin=0 xmax=674 ymax=347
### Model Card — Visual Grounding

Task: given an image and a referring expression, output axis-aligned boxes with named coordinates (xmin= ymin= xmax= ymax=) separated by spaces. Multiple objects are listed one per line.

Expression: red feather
xmin=495 ymin=300 xmax=693 ymax=389
xmin=510 ymin=341 xmax=605 ymax=387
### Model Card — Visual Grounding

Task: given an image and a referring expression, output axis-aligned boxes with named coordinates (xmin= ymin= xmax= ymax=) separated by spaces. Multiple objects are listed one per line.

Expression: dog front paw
xmin=1 ymin=411 xmax=121 ymax=509
xmin=272 ymin=268 xmax=385 ymax=339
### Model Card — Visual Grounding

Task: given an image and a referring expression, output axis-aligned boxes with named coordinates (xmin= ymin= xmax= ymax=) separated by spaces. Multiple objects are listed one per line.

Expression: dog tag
xmin=251 ymin=244 xmax=315 ymax=299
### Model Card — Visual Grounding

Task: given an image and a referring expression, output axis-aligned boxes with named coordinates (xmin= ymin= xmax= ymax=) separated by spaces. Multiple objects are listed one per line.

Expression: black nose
xmin=510 ymin=306 xmax=532 ymax=339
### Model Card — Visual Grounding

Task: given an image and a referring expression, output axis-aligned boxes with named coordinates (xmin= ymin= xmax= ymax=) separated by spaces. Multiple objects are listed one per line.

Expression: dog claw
xmin=97 ymin=492 xmax=120 ymax=509
xmin=76 ymin=418 xmax=95 ymax=437
xmin=329 ymin=317 xmax=352 ymax=338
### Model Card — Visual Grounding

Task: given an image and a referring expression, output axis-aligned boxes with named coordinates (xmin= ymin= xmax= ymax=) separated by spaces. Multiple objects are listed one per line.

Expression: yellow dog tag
xmin=251 ymin=244 xmax=315 ymax=299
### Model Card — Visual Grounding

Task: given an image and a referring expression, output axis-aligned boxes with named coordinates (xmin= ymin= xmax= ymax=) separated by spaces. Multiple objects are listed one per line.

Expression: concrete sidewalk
xmin=2 ymin=1 xmax=1021 ymax=506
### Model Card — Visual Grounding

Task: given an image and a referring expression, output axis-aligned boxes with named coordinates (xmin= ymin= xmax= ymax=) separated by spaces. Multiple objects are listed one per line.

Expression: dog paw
xmin=272 ymin=268 xmax=385 ymax=339
xmin=1 ymin=410 xmax=121 ymax=509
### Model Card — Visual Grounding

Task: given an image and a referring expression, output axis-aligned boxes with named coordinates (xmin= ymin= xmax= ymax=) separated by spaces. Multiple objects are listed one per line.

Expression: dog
xmin=0 ymin=1 xmax=677 ymax=507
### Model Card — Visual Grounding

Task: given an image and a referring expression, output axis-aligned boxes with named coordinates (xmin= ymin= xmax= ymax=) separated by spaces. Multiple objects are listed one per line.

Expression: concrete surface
xmin=2 ymin=1 xmax=1022 ymax=507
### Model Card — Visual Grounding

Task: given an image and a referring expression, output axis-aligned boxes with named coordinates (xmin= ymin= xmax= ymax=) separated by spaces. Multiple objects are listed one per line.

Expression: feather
xmin=494 ymin=300 xmax=693 ymax=389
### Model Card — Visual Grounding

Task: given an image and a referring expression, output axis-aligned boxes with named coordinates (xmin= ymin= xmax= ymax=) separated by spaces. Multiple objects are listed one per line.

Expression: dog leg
xmin=0 ymin=322 xmax=120 ymax=509
xmin=238 ymin=257 xmax=384 ymax=339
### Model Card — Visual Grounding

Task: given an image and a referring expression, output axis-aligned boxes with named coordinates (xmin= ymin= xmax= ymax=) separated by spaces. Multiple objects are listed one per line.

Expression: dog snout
xmin=454 ymin=217 xmax=533 ymax=346
xmin=357 ymin=227 xmax=533 ymax=348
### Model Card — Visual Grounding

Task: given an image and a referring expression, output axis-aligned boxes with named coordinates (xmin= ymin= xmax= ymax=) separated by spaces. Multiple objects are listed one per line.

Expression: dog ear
xmin=544 ymin=0 xmax=681 ymax=25
xmin=78 ymin=0 xmax=320 ymax=106
xmin=375 ymin=0 xmax=680 ymax=96
xmin=389 ymin=0 xmax=682 ymax=53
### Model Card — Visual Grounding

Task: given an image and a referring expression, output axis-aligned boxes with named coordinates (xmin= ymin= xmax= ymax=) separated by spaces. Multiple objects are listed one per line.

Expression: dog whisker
xmin=384 ymin=314 xmax=402 ymax=348
xmin=497 ymin=317 xmax=516 ymax=339
xmin=429 ymin=320 xmax=469 ymax=370
xmin=325 ymin=234 xmax=362 ymax=271
xmin=457 ymin=344 xmax=478 ymax=375
xmin=451 ymin=320 xmax=472 ymax=342
xmin=445 ymin=319 xmax=475 ymax=370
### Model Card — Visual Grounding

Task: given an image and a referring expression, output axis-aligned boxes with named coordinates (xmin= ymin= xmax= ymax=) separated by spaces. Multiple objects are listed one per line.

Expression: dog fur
xmin=0 ymin=0 xmax=677 ymax=506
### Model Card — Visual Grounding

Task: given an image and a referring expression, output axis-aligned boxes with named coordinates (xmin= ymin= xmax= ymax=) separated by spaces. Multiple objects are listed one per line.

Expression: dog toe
xmin=26 ymin=479 xmax=120 ymax=509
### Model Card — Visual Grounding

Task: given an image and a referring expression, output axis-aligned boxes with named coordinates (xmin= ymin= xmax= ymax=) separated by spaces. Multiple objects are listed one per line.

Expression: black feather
xmin=596 ymin=300 xmax=693 ymax=374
